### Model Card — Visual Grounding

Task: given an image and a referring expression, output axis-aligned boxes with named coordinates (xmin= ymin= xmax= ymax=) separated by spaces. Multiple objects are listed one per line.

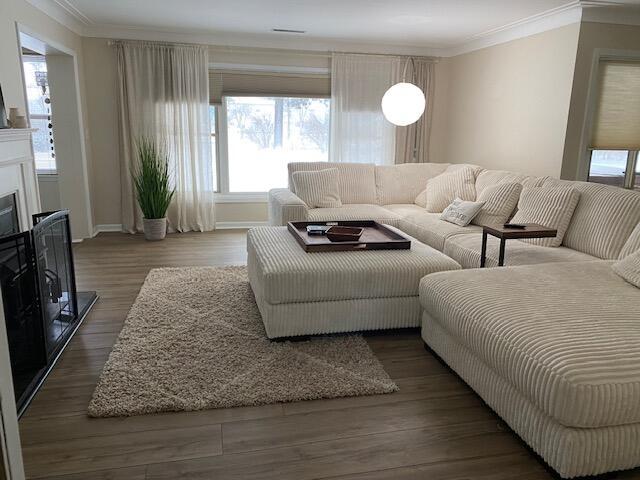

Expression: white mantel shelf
xmin=0 ymin=128 xmax=38 ymax=139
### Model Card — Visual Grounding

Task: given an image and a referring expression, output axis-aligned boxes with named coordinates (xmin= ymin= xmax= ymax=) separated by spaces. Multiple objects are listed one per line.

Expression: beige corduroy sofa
xmin=268 ymin=161 xmax=640 ymax=478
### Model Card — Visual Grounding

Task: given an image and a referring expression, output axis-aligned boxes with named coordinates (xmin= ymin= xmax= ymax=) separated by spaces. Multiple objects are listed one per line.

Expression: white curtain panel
xmin=394 ymin=59 xmax=435 ymax=164
xmin=115 ymin=40 xmax=215 ymax=233
xmin=330 ymin=53 xmax=402 ymax=165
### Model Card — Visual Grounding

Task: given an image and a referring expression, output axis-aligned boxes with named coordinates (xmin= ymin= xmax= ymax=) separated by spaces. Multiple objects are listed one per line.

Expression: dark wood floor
xmin=17 ymin=231 xmax=640 ymax=479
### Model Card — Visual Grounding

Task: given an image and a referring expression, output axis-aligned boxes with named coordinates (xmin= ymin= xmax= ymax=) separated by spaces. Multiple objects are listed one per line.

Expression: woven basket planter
xmin=143 ymin=218 xmax=167 ymax=241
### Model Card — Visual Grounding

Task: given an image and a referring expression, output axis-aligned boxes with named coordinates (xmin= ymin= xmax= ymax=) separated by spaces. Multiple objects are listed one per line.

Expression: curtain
xmin=115 ymin=40 xmax=215 ymax=233
xmin=394 ymin=59 xmax=435 ymax=164
xmin=330 ymin=53 xmax=402 ymax=165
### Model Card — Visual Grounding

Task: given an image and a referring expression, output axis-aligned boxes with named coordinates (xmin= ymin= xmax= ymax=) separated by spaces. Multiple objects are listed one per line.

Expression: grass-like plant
xmin=132 ymin=137 xmax=175 ymax=219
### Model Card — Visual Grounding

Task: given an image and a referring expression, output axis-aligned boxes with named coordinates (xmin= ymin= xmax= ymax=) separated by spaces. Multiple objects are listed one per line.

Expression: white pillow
xmin=510 ymin=187 xmax=580 ymax=247
xmin=612 ymin=249 xmax=640 ymax=288
xmin=424 ymin=167 xmax=476 ymax=213
xmin=292 ymin=168 xmax=342 ymax=208
xmin=440 ymin=198 xmax=485 ymax=226
xmin=472 ymin=182 xmax=523 ymax=227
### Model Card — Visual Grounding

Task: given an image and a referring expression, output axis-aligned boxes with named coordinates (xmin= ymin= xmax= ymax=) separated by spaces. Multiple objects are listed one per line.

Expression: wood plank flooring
xmin=17 ymin=231 xmax=640 ymax=479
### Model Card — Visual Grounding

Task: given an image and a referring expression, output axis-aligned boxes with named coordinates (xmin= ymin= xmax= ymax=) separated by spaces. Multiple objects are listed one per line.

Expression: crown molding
xmin=443 ymin=1 xmax=583 ymax=56
xmin=23 ymin=0 xmax=88 ymax=35
xmin=23 ymin=0 xmax=640 ymax=59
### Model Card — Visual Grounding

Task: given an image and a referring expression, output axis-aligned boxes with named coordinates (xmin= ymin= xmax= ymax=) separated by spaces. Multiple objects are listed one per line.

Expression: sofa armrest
xmin=268 ymin=188 xmax=309 ymax=226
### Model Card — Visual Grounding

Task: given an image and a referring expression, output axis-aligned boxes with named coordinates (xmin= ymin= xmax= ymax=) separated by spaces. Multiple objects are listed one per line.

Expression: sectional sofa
xmin=268 ymin=161 xmax=640 ymax=479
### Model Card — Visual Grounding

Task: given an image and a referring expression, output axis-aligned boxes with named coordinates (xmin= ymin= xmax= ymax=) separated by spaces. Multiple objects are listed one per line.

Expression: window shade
xmin=209 ymin=70 xmax=330 ymax=104
xmin=591 ymin=60 xmax=640 ymax=150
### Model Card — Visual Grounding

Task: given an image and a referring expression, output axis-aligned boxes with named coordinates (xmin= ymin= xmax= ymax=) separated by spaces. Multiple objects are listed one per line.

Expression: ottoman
xmin=247 ymin=225 xmax=460 ymax=339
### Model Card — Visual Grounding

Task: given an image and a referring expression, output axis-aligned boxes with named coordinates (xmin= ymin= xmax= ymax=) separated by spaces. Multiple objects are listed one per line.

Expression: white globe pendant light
xmin=381 ymin=58 xmax=426 ymax=126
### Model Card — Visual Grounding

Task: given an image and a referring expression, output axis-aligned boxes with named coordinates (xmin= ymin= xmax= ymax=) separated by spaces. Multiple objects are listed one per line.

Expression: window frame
xmin=588 ymin=149 xmax=639 ymax=190
xmin=211 ymin=94 xmax=331 ymax=202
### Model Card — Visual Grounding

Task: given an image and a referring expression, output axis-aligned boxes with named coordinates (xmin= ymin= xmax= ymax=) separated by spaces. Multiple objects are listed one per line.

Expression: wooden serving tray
xmin=287 ymin=221 xmax=411 ymax=252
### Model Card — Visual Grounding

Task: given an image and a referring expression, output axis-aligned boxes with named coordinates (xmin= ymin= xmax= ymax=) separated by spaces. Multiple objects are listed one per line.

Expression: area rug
xmin=88 ymin=266 xmax=398 ymax=417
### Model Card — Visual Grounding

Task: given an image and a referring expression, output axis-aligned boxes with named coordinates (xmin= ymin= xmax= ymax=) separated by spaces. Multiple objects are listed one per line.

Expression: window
xmin=23 ymin=56 xmax=56 ymax=173
xmin=588 ymin=59 xmax=640 ymax=190
xmin=209 ymin=106 xmax=218 ymax=191
xmin=213 ymin=96 xmax=330 ymax=194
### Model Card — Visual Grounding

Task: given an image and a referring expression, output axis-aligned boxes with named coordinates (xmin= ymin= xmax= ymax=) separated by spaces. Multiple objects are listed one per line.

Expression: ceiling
xmin=33 ymin=0 xmax=640 ymax=54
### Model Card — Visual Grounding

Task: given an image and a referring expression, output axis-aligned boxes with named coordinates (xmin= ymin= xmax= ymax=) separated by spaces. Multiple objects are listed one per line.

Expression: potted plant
xmin=132 ymin=137 xmax=174 ymax=241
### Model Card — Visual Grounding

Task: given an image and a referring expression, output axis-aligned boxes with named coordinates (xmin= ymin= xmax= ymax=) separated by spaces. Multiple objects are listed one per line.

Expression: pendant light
xmin=381 ymin=57 xmax=425 ymax=126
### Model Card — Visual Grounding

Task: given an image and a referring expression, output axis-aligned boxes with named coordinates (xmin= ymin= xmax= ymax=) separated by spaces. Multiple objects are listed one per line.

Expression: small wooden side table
xmin=480 ymin=224 xmax=558 ymax=267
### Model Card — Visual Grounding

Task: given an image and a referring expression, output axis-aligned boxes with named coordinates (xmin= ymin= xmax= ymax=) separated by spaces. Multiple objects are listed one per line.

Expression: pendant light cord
xmin=401 ymin=57 xmax=416 ymax=83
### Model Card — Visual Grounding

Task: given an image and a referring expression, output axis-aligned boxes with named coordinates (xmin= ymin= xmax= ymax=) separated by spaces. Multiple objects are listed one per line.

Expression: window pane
xmin=226 ymin=96 xmax=330 ymax=192
xmin=588 ymin=150 xmax=627 ymax=188
xmin=209 ymin=105 xmax=218 ymax=191
xmin=23 ymin=56 xmax=56 ymax=173
xmin=31 ymin=118 xmax=56 ymax=172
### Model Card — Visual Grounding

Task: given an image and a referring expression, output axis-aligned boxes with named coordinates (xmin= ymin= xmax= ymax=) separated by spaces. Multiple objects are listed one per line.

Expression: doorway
xmin=17 ymin=28 xmax=93 ymax=241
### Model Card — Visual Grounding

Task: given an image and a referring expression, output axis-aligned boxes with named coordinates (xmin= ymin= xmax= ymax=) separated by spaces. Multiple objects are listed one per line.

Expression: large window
xmin=212 ymin=96 xmax=330 ymax=194
xmin=23 ymin=55 xmax=56 ymax=173
xmin=588 ymin=59 xmax=640 ymax=190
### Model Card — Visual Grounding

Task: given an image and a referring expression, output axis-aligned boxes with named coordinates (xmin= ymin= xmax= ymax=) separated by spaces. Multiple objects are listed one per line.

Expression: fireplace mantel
xmin=0 ymin=128 xmax=41 ymax=231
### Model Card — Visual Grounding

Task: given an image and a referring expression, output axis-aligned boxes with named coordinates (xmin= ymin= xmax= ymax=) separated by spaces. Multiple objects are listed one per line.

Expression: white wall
xmin=432 ymin=23 xmax=581 ymax=177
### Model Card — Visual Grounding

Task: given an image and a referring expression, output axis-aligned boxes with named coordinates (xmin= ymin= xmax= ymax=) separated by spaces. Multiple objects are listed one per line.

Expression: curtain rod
xmin=107 ymin=39 xmax=439 ymax=61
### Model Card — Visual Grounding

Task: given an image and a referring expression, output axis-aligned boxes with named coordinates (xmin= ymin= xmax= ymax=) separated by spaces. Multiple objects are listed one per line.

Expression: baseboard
xmin=215 ymin=221 xmax=268 ymax=229
xmin=93 ymin=224 xmax=123 ymax=236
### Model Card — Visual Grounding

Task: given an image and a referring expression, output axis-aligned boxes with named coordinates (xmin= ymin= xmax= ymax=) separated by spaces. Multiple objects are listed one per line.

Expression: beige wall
xmin=561 ymin=22 xmax=640 ymax=181
xmin=432 ymin=23 xmax=580 ymax=178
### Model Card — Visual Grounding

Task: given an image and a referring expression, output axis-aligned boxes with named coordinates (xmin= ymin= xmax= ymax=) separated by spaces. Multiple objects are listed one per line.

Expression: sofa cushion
xmin=472 ymin=182 xmax=523 ymax=227
xmin=510 ymin=187 xmax=579 ymax=247
xmin=383 ymin=204 xmax=427 ymax=217
xmin=375 ymin=163 xmax=449 ymax=205
xmin=440 ymin=198 xmax=485 ymax=226
xmin=443 ymin=232 xmax=599 ymax=269
xmin=288 ymin=162 xmax=377 ymax=204
xmin=292 ymin=168 xmax=342 ymax=208
xmin=613 ymin=249 xmax=640 ymax=288
xmin=419 ymin=260 xmax=640 ymax=428
xmin=424 ymin=166 xmax=476 ymax=213
xmin=475 ymin=169 xmax=546 ymax=196
xmin=247 ymin=226 xmax=460 ymax=305
xmin=620 ymin=222 xmax=640 ymax=259
xmin=307 ymin=204 xmax=400 ymax=227
xmin=398 ymin=211 xmax=482 ymax=251
xmin=543 ymin=178 xmax=640 ymax=259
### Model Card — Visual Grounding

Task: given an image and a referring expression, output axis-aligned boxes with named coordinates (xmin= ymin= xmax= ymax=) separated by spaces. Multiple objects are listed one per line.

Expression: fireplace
xmin=0 ymin=194 xmax=19 ymax=237
xmin=0 ymin=210 xmax=96 ymax=416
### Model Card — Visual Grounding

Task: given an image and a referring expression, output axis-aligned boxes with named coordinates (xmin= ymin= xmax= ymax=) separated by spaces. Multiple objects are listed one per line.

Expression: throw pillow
xmin=424 ymin=166 xmax=476 ymax=213
xmin=414 ymin=189 xmax=427 ymax=208
xmin=612 ymin=249 xmax=640 ymax=288
xmin=292 ymin=168 xmax=342 ymax=208
xmin=510 ymin=187 xmax=580 ymax=247
xmin=472 ymin=182 xmax=523 ymax=227
xmin=440 ymin=198 xmax=485 ymax=227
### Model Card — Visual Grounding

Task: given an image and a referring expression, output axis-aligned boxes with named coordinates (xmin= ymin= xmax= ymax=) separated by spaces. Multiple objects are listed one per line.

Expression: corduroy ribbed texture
xmin=247 ymin=226 xmax=460 ymax=305
xmin=421 ymin=312 xmax=640 ymax=479
xmin=620 ymin=222 xmax=640 ymax=259
xmin=307 ymin=204 xmax=401 ymax=227
xmin=288 ymin=162 xmax=378 ymax=204
xmin=267 ymin=188 xmax=308 ymax=226
xmin=612 ymin=249 xmax=640 ymax=288
xmin=472 ymin=182 xmax=523 ymax=227
xmin=419 ymin=260 xmax=640 ymax=428
xmin=292 ymin=168 xmax=342 ymax=208
xmin=443 ymin=232 xmax=598 ymax=269
xmin=511 ymin=187 xmax=580 ymax=247
xmin=474 ymin=169 xmax=547 ymax=196
xmin=543 ymin=178 xmax=640 ymax=259
xmin=374 ymin=163 xmax=450 ymax=205
xmin=424 ymin=166 xmax=477 ymax=213
xmin=397 ymin=213 xmax=483 ymax=251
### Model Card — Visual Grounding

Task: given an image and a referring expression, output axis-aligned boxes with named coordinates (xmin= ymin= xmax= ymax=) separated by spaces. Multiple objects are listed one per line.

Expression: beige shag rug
xmin=88 ymin=266 xmax=398 ymax=417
